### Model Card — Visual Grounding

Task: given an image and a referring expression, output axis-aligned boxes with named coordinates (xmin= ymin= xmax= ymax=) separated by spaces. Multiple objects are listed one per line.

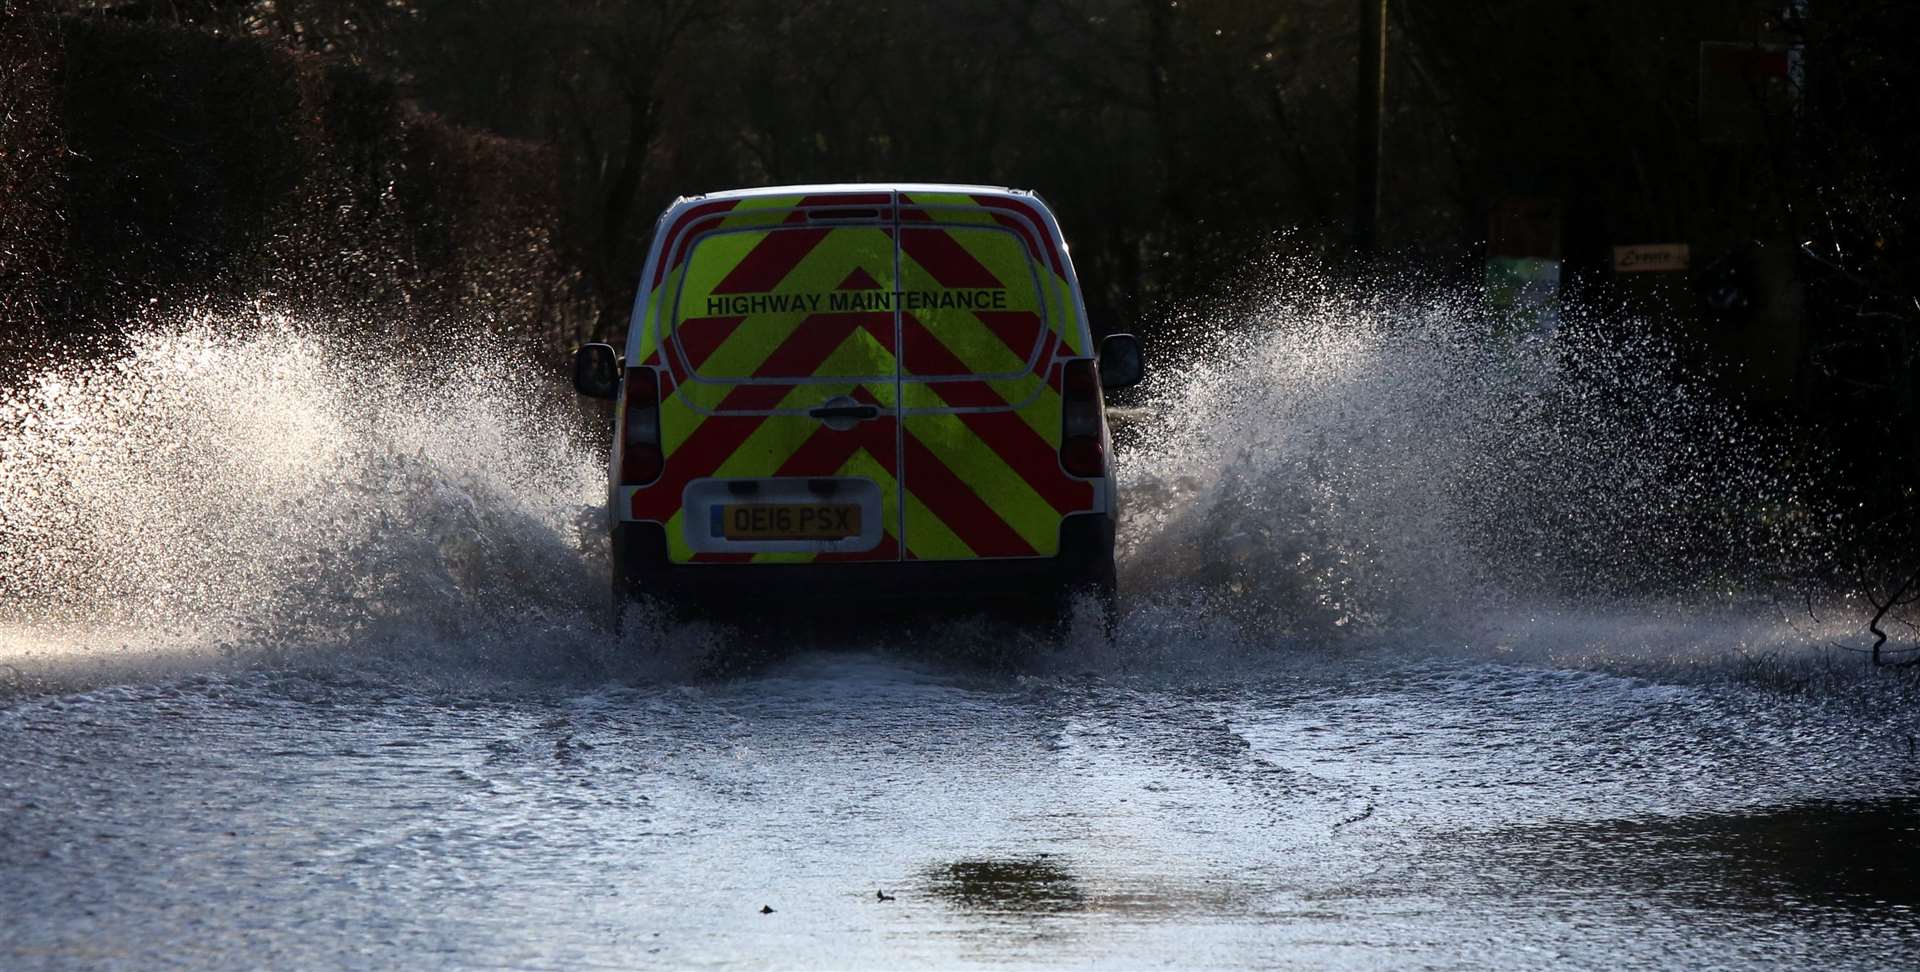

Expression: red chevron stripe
xmin=899 ymin=226 xmax=1004 ymax=289
xmin=901 ymin=430 xmax=1037 ymax=558
xmin=667 ymin=224 xmax=833 ymax=376
xmin=902 ymin=311 xmax=1057 ymax=388
xmin=675 ymin=315 xmax=745 ymax=371
xmin=955 ymin=410 xmax=1090 ymax=514
xmin=971 ymin=310 xmax=1046 ymax=360
xmin=972 ymin=195 xmax=1065 ymax=276
xmin=899 ymin=313 xmax=1012 ymax=383
xmin=749 ymin=312 xmax=895 ymax=379
xmin=649 ymin=343 xmax=690 ymax=393
xmin=713 ymin=226 xmax=831 ymax=294
xmin=1034 ymin=329 xmax=1064 ymax=377
xmin=640 ymin=353 xmax=683 ymax=398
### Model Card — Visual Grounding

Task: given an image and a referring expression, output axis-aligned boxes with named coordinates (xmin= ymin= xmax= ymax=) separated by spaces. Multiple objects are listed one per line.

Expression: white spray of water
xmin=1115 ymin=268 xmax=1837 ymax=658
xmin=0 ymin=312 xmax=613 ymax=682
xmin=0 ymin=282 xmax=1855 ymax=689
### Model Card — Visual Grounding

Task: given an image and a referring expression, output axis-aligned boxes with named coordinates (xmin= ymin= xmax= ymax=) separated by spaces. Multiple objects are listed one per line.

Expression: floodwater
xmin=2 ymin=641 xmax=1917 ymax=970
xmin=3 ymin=290 xmax=1918 ymax=969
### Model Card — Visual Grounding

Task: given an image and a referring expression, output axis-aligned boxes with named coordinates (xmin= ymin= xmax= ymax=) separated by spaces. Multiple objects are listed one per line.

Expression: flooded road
xmin=3 ymin=640 xmax=1917 ymax=970
xmin=4 ymin=303 xmax=1919 ymax=967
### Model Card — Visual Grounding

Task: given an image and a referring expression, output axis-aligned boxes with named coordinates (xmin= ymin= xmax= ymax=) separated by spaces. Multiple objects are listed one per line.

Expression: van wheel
xmin=1052 ymin=576 xmax=1118 ymax=648
xmin=612 ymin=581 xmax=687 ymax=636
xmin=610 ymin=577 xmax=671 ymax=635
xmin=610 ymin=581 xmax=631 ymax=635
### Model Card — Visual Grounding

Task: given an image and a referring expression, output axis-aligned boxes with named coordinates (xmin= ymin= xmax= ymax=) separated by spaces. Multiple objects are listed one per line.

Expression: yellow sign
xmin=1613 ymin=244 xmax=1690 ymax=273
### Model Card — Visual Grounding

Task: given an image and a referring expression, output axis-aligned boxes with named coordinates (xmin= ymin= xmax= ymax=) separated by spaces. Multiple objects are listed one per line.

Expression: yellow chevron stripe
xmin=904 ymin=411 xmax=1061 ymax=556
xmin=709 ymin=409 xmax=806 ymax=479
xmin=1006 ymin=381 xmax=1061 ymax=443
xmin=667 ymin=334 xmax=899 ymax=475
xmin=658 ymin=389 xmax=707 ymax=455
xmin=639 ymin=199 xmax=802 ymax=362
xmin=1041 ymin=270 xmax=1082 ymax=355
xmin=899 ymin=481 xmax=972 ymax=561
xmin=637 ymin=265 xmax=674 ymax=363
xmin=803 ymin=318 xmax=897 ymax=385
xmin=894 ymin=353 xmax=1058 ymax=444
xmin=837 ymin=446 xmax=905 ymax=550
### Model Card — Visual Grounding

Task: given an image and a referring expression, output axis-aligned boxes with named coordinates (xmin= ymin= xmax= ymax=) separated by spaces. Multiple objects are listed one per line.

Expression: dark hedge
xmin=0 ymin=12 xmax=591 ymax=366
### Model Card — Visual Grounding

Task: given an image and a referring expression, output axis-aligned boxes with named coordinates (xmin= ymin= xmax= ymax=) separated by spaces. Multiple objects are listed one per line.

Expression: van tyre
xmin=1051 ymin=542 xmax=1118 ymax=647
xmin=610 ymin=521 xmax=672 ymax=636
xmin=1048 ymin=581 xmax=1116 ymax=647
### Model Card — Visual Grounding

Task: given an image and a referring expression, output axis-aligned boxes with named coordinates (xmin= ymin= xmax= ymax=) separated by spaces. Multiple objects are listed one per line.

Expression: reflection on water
xmin=1432 ymin=797 xmax=1920 ymax=919
xmin=924 ymin=857 xmax=1087 ymax=914
xmin=1587 ymin=798 xmax=1920 ymax=910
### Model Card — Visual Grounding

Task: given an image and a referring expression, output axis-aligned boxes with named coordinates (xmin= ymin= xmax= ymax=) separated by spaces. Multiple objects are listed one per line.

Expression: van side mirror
xmin=1097 ymin=333 xmax=1143 ymax=389
xmin=572 ymin=343 xmax=621 ymax=399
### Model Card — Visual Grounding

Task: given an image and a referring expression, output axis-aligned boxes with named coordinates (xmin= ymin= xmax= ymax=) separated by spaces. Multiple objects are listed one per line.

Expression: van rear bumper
xmin=611 ymin=514 xmax=1115 ymax=612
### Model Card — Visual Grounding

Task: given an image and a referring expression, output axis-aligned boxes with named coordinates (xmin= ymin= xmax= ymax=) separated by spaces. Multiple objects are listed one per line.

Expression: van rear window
xmin=898 ymin=226 xmax=1048 ymax=379
xmin=668 ymin=225 xmax=896 ymax=382
xmin=665 ymin=222 xmax=1049 ymax=382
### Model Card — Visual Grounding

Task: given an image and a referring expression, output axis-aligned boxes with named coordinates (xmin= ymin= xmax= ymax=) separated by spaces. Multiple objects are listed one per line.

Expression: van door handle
xmin=808 ymin=404 xmax=881 ymax=421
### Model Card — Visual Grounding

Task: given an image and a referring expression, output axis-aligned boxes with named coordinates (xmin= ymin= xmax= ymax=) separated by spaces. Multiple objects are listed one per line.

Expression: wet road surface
xmin=3 ymin=640 xmax=1917 ymax=970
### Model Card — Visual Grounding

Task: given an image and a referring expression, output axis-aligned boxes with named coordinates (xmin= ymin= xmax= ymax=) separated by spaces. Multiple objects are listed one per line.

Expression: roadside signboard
xmin=1613 ymin=243 xmax=1691 ymax=273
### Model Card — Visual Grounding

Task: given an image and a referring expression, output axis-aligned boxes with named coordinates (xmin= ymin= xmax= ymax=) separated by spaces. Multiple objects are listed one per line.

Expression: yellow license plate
xmin=719 ymin=504 xmax=861 ymax=540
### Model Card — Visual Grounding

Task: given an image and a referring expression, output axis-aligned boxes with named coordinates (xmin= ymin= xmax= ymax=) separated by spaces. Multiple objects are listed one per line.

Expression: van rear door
xmin=894 ymin=192 xmax=1095 ymax=561
xmin=654 ymin=193 xmax=903 ymax=564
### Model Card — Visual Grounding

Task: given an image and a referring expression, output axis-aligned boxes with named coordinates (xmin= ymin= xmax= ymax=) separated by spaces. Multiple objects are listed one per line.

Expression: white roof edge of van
xmin=677 ymin=183 xmax=1033 ymax=204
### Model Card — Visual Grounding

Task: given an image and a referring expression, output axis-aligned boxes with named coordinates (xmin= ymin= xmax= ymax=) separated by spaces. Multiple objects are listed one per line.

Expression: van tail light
xmin=1061 ymin=358 xmax=1105 ymax=478
xmin=619 ymin=367 xmax=663 ymax=485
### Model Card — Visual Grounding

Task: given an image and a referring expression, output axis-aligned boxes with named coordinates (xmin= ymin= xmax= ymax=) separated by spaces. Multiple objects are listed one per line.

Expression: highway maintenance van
xmin=571 ymin=184 xmax=1143 ymax=627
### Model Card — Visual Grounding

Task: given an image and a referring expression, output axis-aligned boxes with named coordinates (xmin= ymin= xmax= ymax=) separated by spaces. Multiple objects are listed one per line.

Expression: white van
xmin=573 ymin=184 xmax=1143 ymax=627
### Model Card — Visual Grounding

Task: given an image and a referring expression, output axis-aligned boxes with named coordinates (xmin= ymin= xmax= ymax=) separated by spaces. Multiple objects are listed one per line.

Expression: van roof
xmin=680 ymin=183 xmax=1037 ymax=205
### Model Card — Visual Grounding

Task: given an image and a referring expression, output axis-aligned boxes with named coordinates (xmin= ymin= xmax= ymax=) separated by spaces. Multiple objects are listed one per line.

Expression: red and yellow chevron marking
xmin=628 ymin=191 xmax=1096 ymax=565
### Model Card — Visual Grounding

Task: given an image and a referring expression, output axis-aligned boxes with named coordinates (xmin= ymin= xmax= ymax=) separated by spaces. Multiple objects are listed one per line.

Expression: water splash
xmin=0 ymin=311 xmax=609 ymax=677
xmin=0 ymin=277 xmax=1861 ymax=691
xmin=1116 ymin=265 xmax=1836 ymax=647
